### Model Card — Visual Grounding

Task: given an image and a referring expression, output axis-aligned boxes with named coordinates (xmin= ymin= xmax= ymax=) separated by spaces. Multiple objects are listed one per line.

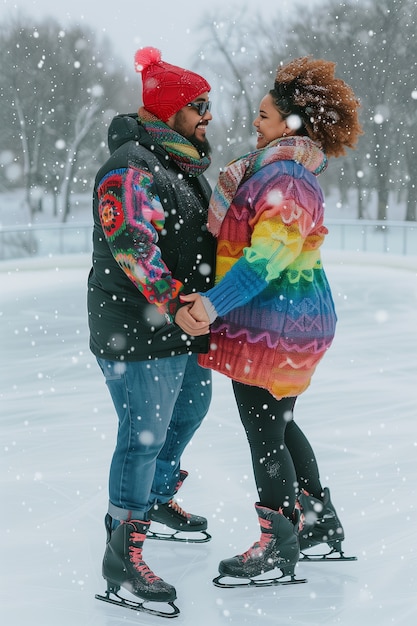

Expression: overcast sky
xmin=2 ymin=0 xmax=303 ymax=70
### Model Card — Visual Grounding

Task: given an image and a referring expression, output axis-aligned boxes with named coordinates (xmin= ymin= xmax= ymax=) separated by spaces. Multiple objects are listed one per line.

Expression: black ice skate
xmin=95 ymin=516 xmax=179 ymax=618
xmin=213 ymin=503 xmax=306 ymax=588
xmin=149 ymin=470 xmax=211 ymax=543
xmin=297 ymin=487 xmax=357 ymax=562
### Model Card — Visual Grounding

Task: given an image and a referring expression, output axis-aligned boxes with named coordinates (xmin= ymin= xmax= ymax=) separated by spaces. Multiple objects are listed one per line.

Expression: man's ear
xmin=165 ymin=112 xmax=176 ymax=129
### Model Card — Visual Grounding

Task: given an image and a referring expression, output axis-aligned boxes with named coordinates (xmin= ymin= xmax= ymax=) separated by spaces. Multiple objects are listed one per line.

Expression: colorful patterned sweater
xmin=198 ymin=138 xmax=337 ymax=399
xmin=88 ymin=114 xmax=215 ymax=361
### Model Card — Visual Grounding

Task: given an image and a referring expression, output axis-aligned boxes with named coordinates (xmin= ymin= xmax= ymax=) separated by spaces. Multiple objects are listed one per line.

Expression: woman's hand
xmin=174 ymin=293 xmax=210 ymax=336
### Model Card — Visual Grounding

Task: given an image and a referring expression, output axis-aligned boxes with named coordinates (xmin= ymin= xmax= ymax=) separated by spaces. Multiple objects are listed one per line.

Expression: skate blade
xmin=212 ymin=573 xmax=307 ymax=588
xmin=300 ymin=549 xmax=357 ymax=562
xmin=95 ymin=590 xmax=180 ymax=618
xmin=147 ymin=529 xmax=212 ymax=544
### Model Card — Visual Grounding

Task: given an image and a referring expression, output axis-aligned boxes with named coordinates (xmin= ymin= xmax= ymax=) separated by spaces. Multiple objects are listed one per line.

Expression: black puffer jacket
xmin=87 ymin=113 xmax=215 ymax=361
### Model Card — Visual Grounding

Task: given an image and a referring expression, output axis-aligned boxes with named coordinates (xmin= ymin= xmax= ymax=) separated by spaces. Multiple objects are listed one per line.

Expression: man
xmin=88 ymin=46 xmax=214 ymax=614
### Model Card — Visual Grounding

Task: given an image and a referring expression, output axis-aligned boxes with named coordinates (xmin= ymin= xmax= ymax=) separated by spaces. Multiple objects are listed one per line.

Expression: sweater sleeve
xmin=203 ymin=192 xmax=312 ymax=317
xmin=97 ymin=166 xmax=182 ymax=316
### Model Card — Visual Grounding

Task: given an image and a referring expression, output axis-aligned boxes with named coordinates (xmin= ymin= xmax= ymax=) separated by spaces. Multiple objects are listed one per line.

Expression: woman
xmin=177 ymin=56 xmax=363 ymax=583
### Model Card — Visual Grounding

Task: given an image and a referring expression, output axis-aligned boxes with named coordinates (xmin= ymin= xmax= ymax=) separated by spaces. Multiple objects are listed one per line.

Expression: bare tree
xmin=59 ymin=99 xmax=102 ymax=222
xmin=0 ymin=16 xmax=131 ymax=221
xmin=194 ymin=8 xmax=274 ymax=175
xmin=196 ymin=0 xmax=417 ymax=221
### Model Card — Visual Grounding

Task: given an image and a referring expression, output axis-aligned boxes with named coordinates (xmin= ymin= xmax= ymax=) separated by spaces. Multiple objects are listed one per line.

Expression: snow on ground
xmin=1 ymin=250 xmax=417 ymax=625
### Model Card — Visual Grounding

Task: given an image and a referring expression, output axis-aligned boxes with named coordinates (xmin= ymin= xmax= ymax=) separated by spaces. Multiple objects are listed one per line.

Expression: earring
xmin=282 ymin=132 xmax=287 ymax=137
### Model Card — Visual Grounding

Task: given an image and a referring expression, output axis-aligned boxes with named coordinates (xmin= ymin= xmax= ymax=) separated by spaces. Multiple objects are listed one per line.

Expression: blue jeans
xmin=97 ymin=354 xmax=211 ymax=521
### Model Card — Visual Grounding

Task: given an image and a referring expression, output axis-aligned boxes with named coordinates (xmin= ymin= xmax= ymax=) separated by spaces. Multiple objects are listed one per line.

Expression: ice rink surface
xmin=1 ymin=251 xmax=416 ymax=625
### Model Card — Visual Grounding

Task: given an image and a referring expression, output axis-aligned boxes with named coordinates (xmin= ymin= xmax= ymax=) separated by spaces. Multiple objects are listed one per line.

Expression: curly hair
xmin=271 ymin=56 xmax=363 ymax=158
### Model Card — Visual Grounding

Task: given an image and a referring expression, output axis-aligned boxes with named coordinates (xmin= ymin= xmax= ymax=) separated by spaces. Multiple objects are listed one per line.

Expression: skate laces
xmin=168 ymin=499 xmax=190 ymax=519
xmin=129 ymin=533 xmax=160 ymax=583
xmin=241 ymin=533 xmax=273 ymax=563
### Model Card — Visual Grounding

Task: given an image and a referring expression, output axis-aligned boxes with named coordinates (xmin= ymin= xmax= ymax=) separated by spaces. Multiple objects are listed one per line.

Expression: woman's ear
xmin=283 ymin=113 xmax=303 ymax=137
xmin=283 ymin=123 xmax=297 ymax=137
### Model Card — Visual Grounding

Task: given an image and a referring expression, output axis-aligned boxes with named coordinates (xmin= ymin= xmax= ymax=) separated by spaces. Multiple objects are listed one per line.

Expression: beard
xmin=172 ymin=111 xmax=211 ymax=158
xmin=188 ymin=135 xmax=211 ymax=159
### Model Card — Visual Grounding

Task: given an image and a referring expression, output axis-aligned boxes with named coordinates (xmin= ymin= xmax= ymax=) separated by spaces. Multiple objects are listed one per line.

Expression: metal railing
xmin=0 ymin=219 xmax=416 ymax=261
xmin=323 ymin=218 xmax=416 ymax=256
xmin=0 ymin=222 xmax=92 ymax=260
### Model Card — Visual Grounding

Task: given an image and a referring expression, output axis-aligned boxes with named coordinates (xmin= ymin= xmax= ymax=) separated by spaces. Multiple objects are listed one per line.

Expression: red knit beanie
xmin=134 ymin=47 xmax=211 ymax=122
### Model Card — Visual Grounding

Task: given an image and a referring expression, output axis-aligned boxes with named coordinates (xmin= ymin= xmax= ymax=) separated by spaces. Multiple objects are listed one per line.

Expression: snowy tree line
xmin=0 ymin=0 xmax=416 ymax=222
xmin=198 ymin=0 xmax=417 ymax=221
xmin=0 ymin=16 xmax=135 ymax=221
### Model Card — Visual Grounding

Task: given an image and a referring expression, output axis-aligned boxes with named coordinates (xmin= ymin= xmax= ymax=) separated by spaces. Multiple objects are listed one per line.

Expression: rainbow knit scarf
xmin=138 ymin=107 xmax=211 ymax=177
xmin=208 ymin=136 xmax=327 ymax=236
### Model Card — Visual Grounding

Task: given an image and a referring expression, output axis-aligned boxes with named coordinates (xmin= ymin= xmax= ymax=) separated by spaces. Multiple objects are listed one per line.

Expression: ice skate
xmin=297 ymin=487 xmax=357 ymax=561
xmin=149 ymin=470 xmax=211 ymax=543
xmin=213 ymin=503 xmax=306 ymax=588
xmin=95 ymin=516 xmax=179 ymax=618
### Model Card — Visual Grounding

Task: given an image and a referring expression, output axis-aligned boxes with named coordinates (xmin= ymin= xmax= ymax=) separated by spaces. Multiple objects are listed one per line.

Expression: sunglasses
xmin=186 ymin=101 xmax=212 ymax=116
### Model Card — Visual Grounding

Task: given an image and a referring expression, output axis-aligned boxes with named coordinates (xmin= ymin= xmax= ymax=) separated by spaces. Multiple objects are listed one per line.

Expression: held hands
xmin=174 ymin=293 xmax=210 ymax=336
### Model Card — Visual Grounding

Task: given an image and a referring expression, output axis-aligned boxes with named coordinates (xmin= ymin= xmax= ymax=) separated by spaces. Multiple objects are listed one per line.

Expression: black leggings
xmin=232 ymin=380 xmax=323 ymax=516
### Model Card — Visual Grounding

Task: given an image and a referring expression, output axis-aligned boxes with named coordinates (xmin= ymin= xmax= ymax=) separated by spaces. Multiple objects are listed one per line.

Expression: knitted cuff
xmin=200 ymin=295 xmax=219 ymax=324
xmin=203 ymin=264 xmax=266 ymax=316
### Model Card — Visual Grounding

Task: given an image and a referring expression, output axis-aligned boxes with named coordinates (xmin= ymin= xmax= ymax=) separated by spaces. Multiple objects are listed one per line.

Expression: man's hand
xmin=174 ymin=293 xmax=210 ymax=336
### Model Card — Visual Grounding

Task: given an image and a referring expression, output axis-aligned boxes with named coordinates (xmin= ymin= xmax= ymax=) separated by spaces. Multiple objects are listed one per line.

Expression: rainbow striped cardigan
xmin=199 ymin=139 xmax=337 ymax=399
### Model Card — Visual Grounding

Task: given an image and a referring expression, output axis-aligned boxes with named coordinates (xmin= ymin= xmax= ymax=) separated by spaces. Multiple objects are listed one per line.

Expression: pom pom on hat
xmin=134 ymin=46 xmax=211 ymax=122
xmin=134 ymin=46 xmax=162 ymax=73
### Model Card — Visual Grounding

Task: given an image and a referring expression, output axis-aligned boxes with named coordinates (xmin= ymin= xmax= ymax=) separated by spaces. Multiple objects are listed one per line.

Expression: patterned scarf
xmin=138 ymin=107 xmax=211 ymax=177
xmin=208 ymin=136 xmax=327 ymax=236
